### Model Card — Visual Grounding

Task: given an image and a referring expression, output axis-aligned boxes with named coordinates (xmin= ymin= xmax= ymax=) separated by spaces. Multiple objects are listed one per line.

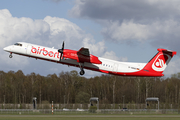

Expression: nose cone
xmin=3 ymin=46 xmax=11 ymax=52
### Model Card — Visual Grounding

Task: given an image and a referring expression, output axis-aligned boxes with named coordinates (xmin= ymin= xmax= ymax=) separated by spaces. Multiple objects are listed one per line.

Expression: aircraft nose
xmin=3 ymin=46 xmax=10 ymax=52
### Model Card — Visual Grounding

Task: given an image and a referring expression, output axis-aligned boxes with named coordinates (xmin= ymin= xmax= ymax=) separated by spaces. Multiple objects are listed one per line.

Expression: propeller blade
xmin=60 ymin=53 xmax=62 ymax=61
xmin=62 ymin=41 xmax=64 ymax=50
xmin=58 ymin=41 xmax=65 ymax=61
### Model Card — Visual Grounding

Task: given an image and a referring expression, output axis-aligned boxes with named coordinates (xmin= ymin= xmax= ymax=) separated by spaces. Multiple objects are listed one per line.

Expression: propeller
xmin=58 ymin=41 xmax=64 ymax=61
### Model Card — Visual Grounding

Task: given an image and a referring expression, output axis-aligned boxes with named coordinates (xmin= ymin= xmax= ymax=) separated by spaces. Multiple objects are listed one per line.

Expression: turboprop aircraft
xmin=3 ymin=42 xmax=176 ymax=77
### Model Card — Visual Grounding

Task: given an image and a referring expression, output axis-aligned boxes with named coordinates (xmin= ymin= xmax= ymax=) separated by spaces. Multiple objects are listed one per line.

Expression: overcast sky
xmin=0 ymin=0 xmax=179 ymax=77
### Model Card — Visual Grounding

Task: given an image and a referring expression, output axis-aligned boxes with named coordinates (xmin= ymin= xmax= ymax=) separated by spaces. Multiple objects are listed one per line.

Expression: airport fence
xmin=0 ymin=109 xmax=179 ymax=115
xmin=1 ymin=103 xmax=179 ymax=109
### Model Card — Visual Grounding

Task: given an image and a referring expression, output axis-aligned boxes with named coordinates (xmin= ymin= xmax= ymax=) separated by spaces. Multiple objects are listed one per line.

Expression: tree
xmin=75 ymin=91 xmax=90 ymax=103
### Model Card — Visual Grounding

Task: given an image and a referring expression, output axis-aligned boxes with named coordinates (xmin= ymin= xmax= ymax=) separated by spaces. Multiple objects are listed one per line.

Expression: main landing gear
xmin=80 ymin=69 xmax=85 ymax=76
xmin=9 ymin=53 xmax=13 ymax=58
xmin=79 ymin=63 xmax=85 ymax=75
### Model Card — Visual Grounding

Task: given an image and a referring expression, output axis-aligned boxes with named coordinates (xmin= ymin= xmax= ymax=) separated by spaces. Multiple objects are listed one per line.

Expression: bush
xmin=89 ymin=106 xmax=97 ymax=113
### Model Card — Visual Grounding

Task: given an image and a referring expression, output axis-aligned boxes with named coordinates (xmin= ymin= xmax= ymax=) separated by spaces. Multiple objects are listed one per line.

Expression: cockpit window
xmin=14 ymin=43 xmax=22 ymax=46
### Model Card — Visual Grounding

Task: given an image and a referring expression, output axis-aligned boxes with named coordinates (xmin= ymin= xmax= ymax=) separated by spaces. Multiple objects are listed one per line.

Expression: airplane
xmin=3 ymin=42 xmax=176 ymax=77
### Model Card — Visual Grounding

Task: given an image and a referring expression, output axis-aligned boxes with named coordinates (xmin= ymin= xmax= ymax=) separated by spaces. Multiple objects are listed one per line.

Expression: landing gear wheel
xmin=79 ymin=63 xmax=85 ymax=75
xmin=9 ymin=54 xmax=12 ymax=58
xmin=79 ymin=70 xmax=85 ymax=75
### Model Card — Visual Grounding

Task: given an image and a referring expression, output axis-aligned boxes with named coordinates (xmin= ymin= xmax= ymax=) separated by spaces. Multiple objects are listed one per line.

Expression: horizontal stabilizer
xmin=157 ymin=48 xmax=176 ymax=56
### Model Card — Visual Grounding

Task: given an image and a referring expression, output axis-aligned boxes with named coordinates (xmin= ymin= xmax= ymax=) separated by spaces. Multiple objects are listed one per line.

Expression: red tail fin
xmin=143 ymin=48 xmax=176 ymax=76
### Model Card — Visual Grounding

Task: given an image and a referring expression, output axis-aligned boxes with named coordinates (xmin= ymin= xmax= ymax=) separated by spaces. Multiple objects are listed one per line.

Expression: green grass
xmin=0 ymin=118 xmax=174 ymax=120
xmin=0 ymin=115 xmax=180 ymax=120
xmin=0 ymin=118 xmax=179 ymax=120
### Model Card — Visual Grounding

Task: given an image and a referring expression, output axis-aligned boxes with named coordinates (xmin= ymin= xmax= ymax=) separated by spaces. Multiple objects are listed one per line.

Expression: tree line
xmin=0 ymin=70 xmax=180 ymax=105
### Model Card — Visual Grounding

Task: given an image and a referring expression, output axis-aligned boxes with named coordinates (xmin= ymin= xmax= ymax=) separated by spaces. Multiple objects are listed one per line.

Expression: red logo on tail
xmin=154 ymin=59 xmax=165 ymax=68
xmin=152 ymin=54 xmax=169 ymax=71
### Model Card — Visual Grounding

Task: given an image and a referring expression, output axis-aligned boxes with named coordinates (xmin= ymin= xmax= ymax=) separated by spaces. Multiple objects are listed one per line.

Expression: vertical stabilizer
xmin=143 ymin=48 xmax=176 ymax=76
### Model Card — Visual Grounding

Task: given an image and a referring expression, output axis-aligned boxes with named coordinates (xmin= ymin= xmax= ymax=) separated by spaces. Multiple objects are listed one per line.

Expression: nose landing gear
xmin=9 ymin=53 xmax=13 ymax=58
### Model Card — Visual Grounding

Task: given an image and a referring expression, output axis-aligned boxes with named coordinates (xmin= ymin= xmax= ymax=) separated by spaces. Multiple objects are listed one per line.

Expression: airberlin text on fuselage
xmin=31 ymin=46 xmax=60 ymax=58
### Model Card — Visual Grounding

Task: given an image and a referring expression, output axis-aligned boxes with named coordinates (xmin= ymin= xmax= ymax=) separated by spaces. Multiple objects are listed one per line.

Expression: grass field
xmin=0 ymin=115 xmax=180 ymax=120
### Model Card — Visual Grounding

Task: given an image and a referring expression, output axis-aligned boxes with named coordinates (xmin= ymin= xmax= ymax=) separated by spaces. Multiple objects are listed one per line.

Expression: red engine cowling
xmin=63 ymin=49 xmax=102 ymax=64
